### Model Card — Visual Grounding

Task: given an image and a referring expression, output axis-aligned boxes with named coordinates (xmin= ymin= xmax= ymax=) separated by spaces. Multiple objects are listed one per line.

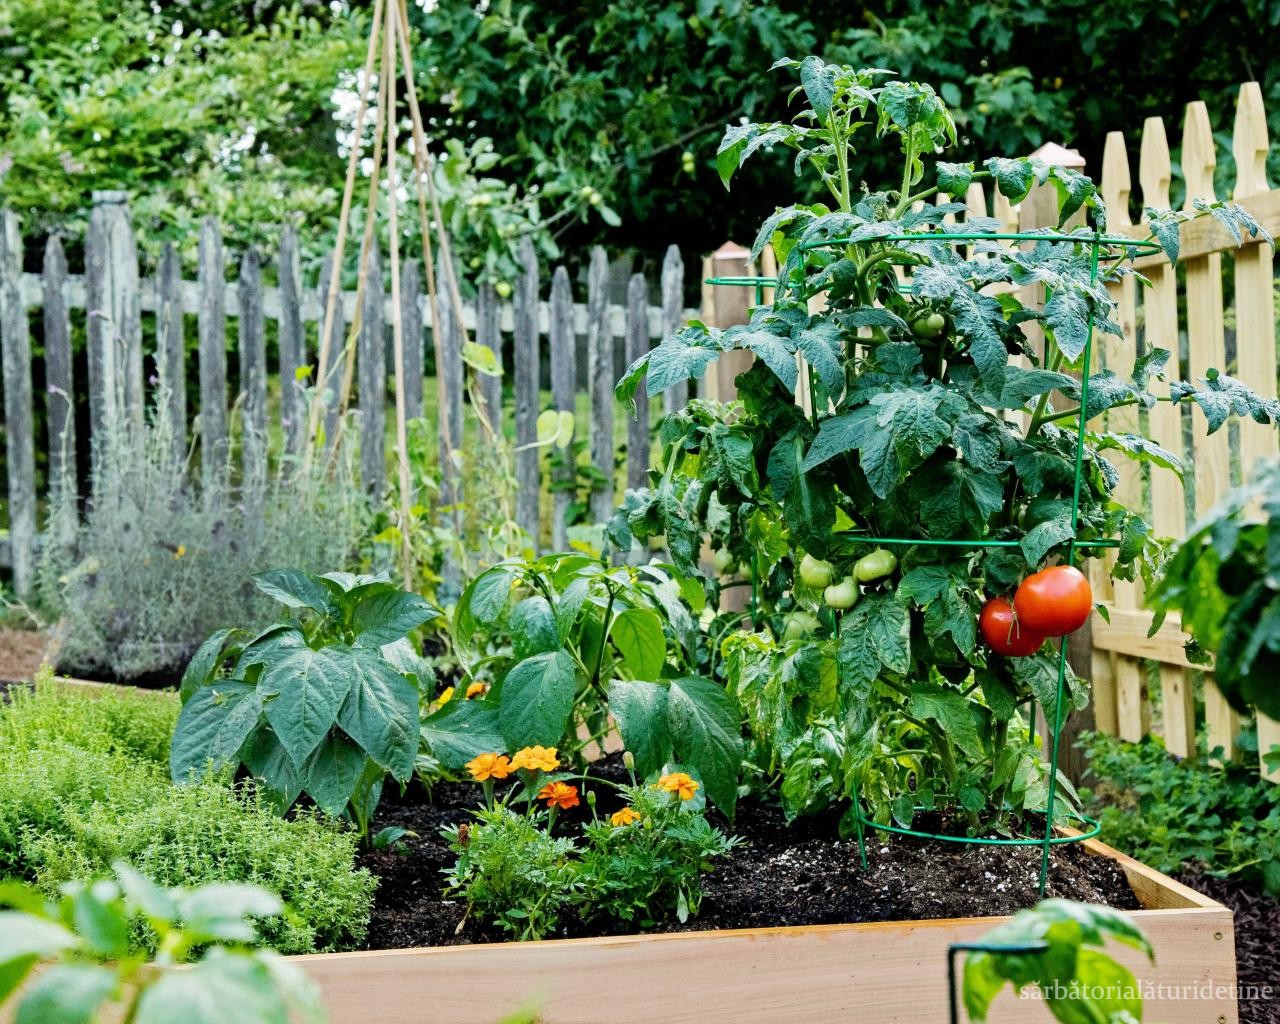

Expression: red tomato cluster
xmin=980 ymin=565 xmax=1093 ymax=658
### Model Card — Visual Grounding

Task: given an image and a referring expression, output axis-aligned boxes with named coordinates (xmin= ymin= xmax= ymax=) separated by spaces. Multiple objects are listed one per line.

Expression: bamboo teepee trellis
xmin=301 ymin=0 xmax=478 ymax=587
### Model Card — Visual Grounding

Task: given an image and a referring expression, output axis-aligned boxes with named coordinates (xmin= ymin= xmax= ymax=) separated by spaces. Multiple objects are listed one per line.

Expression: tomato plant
xmin=611 ymin=57 xmax=1278 ymax=833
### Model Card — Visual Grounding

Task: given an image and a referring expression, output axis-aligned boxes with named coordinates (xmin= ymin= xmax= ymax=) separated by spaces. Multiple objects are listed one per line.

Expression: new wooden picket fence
xmin=0 ymin=193 xmax=697 ymax=594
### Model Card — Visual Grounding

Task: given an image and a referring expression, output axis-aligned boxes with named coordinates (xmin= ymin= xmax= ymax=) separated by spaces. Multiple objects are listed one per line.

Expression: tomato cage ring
xmin=797 ymin=229 xmax=1165 ymax=259
xmin=849 ymin=806 xmax=1102 ymax=870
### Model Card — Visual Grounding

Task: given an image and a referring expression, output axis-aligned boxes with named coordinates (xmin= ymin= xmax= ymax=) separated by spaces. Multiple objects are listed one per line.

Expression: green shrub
xmin=0 ymin=682 xmax=376 ymax=953
xmin=1081 ymin=732 xmax=1280 ymax=895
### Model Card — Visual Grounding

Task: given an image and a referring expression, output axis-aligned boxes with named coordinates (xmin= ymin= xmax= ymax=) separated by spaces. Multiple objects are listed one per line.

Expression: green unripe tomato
xmin=854 ymin=548 xmax=898 ymax=583
xmin=782 ymin=610 xmax=820 ymax=642
xmin=494 ymin=281 xmax=513 ymax=300
xmin=911 ymin=312 xmax=946 ymax=338
xmin=798 ymin=553 xmax=836 ymax=588
xmin=738 ymin=560 xmax=753 ymax=578
xmin=823 ymin=576 xmax=859 ymax=610
xmin=713 ymin=547 xmax=735 ymax=574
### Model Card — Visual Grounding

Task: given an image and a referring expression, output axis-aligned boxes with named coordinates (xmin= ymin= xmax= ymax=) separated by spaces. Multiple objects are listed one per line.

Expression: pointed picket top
xmin=713 ymin=240 xmax=750 ymax=261
xmin=1182 ymin=101 xmax=1217 ymax=208
xmin=1100 ymin=132 xmax=1133 ymax=229
xmin=1232 ymin=82 xmax=1270 ymax=199
xmin=1139 ymin=116 xmax=1172 ymax=211
xmin=1029 ymin=141 xmax=1085 ymax=169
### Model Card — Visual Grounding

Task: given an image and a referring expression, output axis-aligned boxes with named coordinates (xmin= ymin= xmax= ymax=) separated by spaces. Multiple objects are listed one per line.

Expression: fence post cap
xmin=1029 ymin=142 xmax=1086 ymax=169
xmin=91 ymin=190 xmax=130 ymax=205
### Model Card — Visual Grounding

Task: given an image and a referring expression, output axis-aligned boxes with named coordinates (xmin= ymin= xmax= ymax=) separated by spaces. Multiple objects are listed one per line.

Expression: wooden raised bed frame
xmin=293 ymin=837 xmax=1237 ymax=1024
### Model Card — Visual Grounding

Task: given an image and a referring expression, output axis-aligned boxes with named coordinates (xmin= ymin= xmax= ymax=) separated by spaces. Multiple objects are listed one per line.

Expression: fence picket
xmin=318 ymin=249 xmax=344 ymax=449
xmin=359 ymin=243 xmax=386 ymax=495
xmin=278 ymin=225 xmax=306 ymax=456
xmin=514 ymin=237 xmax=540 ymax=541
xmin=198 ymin=217 xmax=229 ymax=500
xmin=437 ymin=252 xmax=464 ymax=506
xmin=660 ymin=245 xmax=686 ymax=415
xmin=1182 ymin=101 xmax=1240 ymax=760
xmin=475 ymin=282 xmax=503 ymax=431
xmin=0 ymin=211 xmax=35 ymax=596
xmin=42 ymin=236 xmax=76 ymax=512
xmin=1138 ymin=115 xmax=1198 ymax=760
xmin=239 ymin=247 xmax=267 ymax=501
xmin=156 ymin=243 xmax=186 ymax=466
xmin=550 ymin=267 xmax=575 ymax=550
xmin=401 ymin=258 xmax=424 ymax=423
xmin=625 ymin=273 xmax=649 ymax=493
xmin=586 ymin=247 xmax=614 ymax=525
xmin=1232 ymin=83 xmax=1280 ymax=777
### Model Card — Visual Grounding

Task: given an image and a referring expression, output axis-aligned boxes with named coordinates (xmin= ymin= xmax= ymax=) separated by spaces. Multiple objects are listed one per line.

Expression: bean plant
xmin=611 ymin=58 xmax=1278 ymax=834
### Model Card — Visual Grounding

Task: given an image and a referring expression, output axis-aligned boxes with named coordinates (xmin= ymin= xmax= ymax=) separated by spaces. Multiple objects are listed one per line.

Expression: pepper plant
xmin=171 ymin=570 xmax=438 ymax=836
xmin=442 ymin=552 xmax=744 ymax=814
xmin=611 ymin=57 xmax=1278 ymax=834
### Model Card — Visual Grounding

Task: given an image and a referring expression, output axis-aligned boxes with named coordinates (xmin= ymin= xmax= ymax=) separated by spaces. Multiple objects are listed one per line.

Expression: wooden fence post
xmin=155 ymin=243 xmax=186 ymax=466
xmin=549 ymin=266 xmax=575 ymax=550
xmin=278 ymin=225 xmax=306 ymax=457
xmin=401 ymin=257 xmax=424 ymax=423
xmin=239 ymin=247 xmax=267 ymax=502
xmin=586 ymin=247 xmax=614 ymax=524
xmin=1139 ymin=115 xmax=1198 ymax=761
xmin=198 ymin=217 xmax=229 ymax=501
xmin=0 ymin=211 xmax=35 ymax=596
xmin=42 ymin=235 xmax=77 ymax=549
xmin=475 ymin=283 xmax=503 ymax=432
xmin=625 ymin=274 xmax=650 ymax=493
xmin=704 ymin=242 xmax=753 ymax=401
xmin=660 ymin=245 xmax=686 ymax=415
xmin=513 ymin=237 xmax=540 ymax=543
xmin=85 ymin=192 xmax=143 ymax=440
xmin=359 ymin=243 xmax=386 ymax=496
xmin=436 ymin=251 xmax=464 ymax=507
xmin=1232 ymin=83 xmax=1280 ymax=778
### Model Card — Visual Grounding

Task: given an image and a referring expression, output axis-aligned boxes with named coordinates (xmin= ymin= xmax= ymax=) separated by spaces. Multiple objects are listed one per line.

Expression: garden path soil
xmin=359 ymin=754 xmax=1138 ymax=952
xmin=1176 ymin=872 xmax=1280 ymax=1024
xmin=0 ymin=627 xmax=52 ymax=685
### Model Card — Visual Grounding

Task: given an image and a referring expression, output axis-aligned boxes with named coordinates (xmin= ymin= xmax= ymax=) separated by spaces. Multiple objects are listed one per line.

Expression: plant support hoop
xmin=710 ymin=229 xmax=1157 ymax=894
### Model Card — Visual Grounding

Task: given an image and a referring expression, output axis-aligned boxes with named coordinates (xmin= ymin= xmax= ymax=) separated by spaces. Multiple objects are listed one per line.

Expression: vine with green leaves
xmin=611 ymin=57 xmax=1279 ymax=835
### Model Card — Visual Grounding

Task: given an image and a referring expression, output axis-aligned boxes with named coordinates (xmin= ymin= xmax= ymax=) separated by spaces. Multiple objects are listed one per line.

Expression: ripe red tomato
xmin=979 ymin=597 xmax=1045 ymax=657
xmin=1014 ymin=565 xmax=1093 ymax=637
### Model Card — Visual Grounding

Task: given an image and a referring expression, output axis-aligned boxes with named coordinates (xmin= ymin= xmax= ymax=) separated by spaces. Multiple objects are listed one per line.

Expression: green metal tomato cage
xmin=708 ymin=229 xmax=1163 ymax=896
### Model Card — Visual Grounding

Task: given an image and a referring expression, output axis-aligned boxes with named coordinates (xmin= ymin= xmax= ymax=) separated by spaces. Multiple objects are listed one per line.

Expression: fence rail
xmin=0 ymin=192 xmax=698 ymax=594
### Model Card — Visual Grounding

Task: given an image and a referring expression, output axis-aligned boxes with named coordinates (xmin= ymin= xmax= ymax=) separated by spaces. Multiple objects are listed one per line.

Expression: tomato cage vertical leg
xmin=1037 ymin=229 xmax=1105 ymax=897
xmin=947 ymin=941 xmax=1049 ymax=1024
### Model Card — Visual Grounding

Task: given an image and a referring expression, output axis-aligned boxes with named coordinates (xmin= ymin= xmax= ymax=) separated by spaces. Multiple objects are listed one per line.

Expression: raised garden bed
xmin=295 ymin=836 xmax=1235 ymax=1024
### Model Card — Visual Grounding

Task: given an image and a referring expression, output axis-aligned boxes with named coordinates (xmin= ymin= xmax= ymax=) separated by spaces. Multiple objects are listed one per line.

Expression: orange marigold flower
xmin=436 ymin=686 xmax=455 ymax=705
xmin=656 ymin=772 xmax=699 ymax=800
xmin=538 ymin=781 xmax=580 ymax=811
xmin=511 ymin=745 xmax=560 ymax=772
xmin=465 ymin=681 xmax=488 ymax=699
xmin=466 ymin=752 xmax=513 ymax=782
xmin=610 ymin=807 xmax=641 ymax=827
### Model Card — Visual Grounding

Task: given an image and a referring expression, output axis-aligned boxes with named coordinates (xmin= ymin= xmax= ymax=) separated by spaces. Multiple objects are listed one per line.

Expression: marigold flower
xmin=466 ymin=752 xmax=513 ymax=782
xmin=465 ymin=681 xmax=488 ymax=699
xmin=436 ymin=686 xmax=455 ymax=705
xmin=610 ymin=807 xmax=641 ymax=827
xmin=511 ymin=745 xmax=560 ymax=772
xmin=656 ymin=772 xmax=699 ymax=800
xmin=538 ymin=781 xmax=580 ymax=811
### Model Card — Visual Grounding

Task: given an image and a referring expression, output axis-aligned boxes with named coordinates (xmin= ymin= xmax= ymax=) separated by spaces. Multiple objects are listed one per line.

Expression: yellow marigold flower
xmin=436 ymin=686 xmax=455 ymax=705
xmin=610 ymin=807 xmax=641 ymax=827
xmin=511 ymin=745 xmax=560 ymax=772
xmin=466 ymin=752 xmax=512 ymax=782
xmin=538 ymin=781 xmax=580 ymax=811
xmin=656 ymin=772 xmax=699 ymax=801
xmin=465 ymin=681 xmax=488 ymax=699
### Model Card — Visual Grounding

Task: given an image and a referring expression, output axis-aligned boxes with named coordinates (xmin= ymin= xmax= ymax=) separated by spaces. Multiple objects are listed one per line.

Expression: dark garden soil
xmin=358 ymin=753 xmax=1139 ymax=952
xmin=1175 ymin=872 xmax=1280 ymax=1024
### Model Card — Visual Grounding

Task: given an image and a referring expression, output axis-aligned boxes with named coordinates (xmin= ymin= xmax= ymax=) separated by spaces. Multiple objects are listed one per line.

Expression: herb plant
xmin=964 ymin=899 xmax=1153 ymax=1023
xmin=0 ymin=865 xmax=325 ymax=1024
xmin=444 ymin=553 xmax=744 ymax=814
xmin=1150 ymin=458 xmax=1280 ymax=720
xmin=612 ymin=57 xmax=1278 ymax=833
xmin=171 ymin=569 xmax=439 ymax=836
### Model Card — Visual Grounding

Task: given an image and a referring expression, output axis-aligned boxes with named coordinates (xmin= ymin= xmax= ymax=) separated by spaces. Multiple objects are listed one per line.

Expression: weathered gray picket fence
xmin=0 ymin=192 xmax=697 ymax=596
